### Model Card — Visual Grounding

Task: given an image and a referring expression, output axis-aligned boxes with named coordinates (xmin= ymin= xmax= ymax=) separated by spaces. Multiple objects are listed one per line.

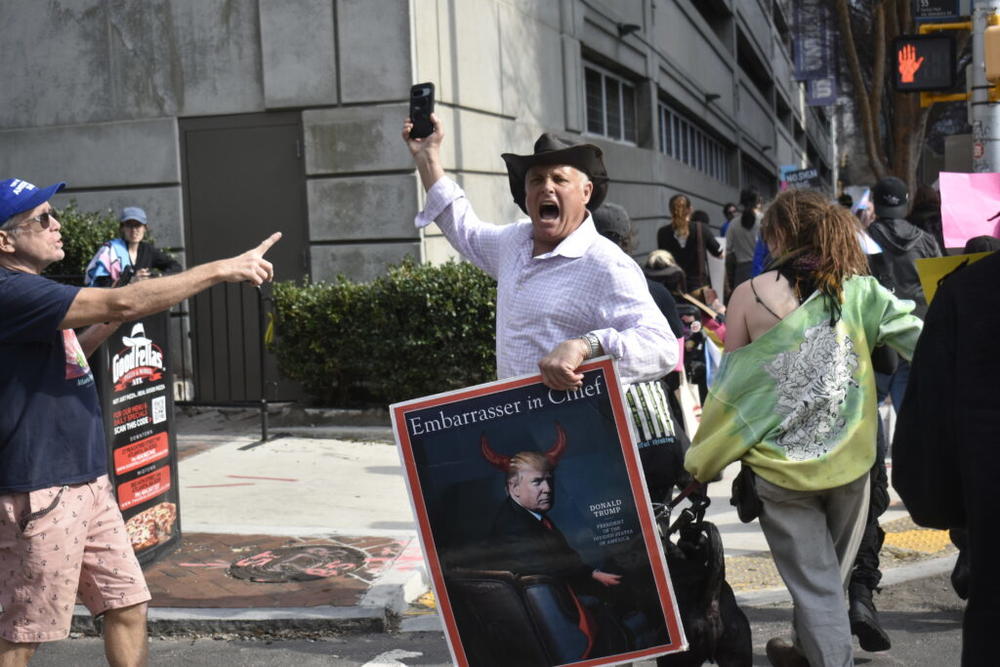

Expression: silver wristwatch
xmin=582 ymin=332 xmax=601 ymax=359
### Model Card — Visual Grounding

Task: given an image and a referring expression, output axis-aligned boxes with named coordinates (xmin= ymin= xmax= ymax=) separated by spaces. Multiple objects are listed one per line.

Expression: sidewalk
xmin=73 ymin=407 xmax=958 ymax=636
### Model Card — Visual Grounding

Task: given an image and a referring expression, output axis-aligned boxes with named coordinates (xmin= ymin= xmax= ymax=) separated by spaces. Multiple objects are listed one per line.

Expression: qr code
xmin=151 ymin=396 xmax=167 ymax=424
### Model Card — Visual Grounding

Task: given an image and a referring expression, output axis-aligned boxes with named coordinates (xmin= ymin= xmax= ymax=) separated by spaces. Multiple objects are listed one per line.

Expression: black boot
xmin=849 ymin=582 xmax=891 ymax=652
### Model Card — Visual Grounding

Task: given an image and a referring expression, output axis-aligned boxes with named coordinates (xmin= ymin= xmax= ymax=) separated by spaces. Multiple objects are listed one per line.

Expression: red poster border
xmin=390 ymin=357 xmax=686 ymax=667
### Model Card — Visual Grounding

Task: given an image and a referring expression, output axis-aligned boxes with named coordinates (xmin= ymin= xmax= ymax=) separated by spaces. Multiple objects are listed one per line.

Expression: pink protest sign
xmin=939 ymin=172 xmax=1000 ymax=249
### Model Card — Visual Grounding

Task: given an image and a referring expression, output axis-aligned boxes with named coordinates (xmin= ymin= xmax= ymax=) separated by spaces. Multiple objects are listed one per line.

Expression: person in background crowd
xmin=837 ymin=193 xmax=853 ymax=209
xmin=684 ymin=190 xmax=923 ymax=667
xmin=866 ymin=176 xmax=940 ymax=412
xmin=657 ymin=194 xmax=723 ymax=293
xmin=906 ymin=184 xmax=945 ymax=255
xmin=725 ymin=188 xmax=762 ymax=300
xmin=963 ymin=235 xmax=1000 ymax=253
xmin=690 ymin=209 xmax=712 ymax=235
xmin=892 ymin=249 xmax=1000 ymax=667
xmin=592 ymin=203 xmax=683 ymax=339
xmin=720 ymin=202 xmax=738 ymax=237
xmin=845 ymin=189 xmax=896 ymax=654
xmin=643 ymin=249 xmax=687 ymax=297
xmin=592 ymin=202 xmax=690 ymax=503
xmin=85 ymin=207 xmax=181 ymax=287
xmin=845 ymin=179 xmax=937 ymax=652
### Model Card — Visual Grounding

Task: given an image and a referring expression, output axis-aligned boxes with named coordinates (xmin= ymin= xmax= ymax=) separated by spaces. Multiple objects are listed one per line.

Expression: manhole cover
xmin=228 ymin=544 xmax=367 ymax=583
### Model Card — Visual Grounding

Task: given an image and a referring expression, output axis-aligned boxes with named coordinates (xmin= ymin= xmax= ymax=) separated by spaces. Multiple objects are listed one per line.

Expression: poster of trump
xmin=390 ymin=357 xmax=686 ymax=667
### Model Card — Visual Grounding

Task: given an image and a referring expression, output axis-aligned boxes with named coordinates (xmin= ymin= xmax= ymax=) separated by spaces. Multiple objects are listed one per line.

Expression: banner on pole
xmin=794 ymin=0 xmax=835 ymax=81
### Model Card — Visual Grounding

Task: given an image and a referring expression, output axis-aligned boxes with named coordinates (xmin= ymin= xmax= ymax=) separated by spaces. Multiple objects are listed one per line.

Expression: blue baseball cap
xmin=0 ymin=178 xmax=66 ymax=223
xmin=120 ymin=206 xmax=148 ymax=225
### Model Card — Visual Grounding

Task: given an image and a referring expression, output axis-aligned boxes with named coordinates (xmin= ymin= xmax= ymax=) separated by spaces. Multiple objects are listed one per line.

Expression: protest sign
xmin=915 ymin=251 xmax=993 ymax=304
xmin=939 ymin=172 xmax=1000 ymax=249
xmin=391 ymin=358 xmax=685 ymax=667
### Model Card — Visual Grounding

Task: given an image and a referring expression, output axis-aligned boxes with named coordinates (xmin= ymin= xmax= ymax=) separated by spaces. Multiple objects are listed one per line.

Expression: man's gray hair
xmin=0 ymin=214 xmax=20 ymax=236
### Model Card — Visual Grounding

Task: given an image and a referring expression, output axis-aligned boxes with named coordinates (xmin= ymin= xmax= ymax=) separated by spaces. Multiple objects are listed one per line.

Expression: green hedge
xmin=44 ymin=202 xmax=121 ymax=281
xmin=272 ymin=259 xmax=497 ymax=406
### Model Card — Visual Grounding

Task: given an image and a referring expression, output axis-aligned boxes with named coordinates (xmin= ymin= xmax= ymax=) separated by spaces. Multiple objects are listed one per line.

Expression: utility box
xmin=986 ymin=24 xmax=1000 ymax=83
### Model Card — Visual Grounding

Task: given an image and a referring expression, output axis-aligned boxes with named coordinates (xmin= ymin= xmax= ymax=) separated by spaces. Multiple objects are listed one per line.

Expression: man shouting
xmin=402 ymin=114 xmax=676 ymax=390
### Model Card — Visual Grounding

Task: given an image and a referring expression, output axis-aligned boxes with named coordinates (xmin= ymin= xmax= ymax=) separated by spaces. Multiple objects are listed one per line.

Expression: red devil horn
xmin=545 ymin=423 xmax=568 ymax=467
xmin=480 ymin=434 xmax=511 ymax=471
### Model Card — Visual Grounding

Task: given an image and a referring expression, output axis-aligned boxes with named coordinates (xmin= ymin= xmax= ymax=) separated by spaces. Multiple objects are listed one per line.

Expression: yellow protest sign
xmin=915 ymin=252 xmax=993 ymax=304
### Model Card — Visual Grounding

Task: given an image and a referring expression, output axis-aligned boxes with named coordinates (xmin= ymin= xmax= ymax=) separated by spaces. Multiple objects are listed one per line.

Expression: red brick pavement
xmin=140 ymin=532 xmax=407 ymax=608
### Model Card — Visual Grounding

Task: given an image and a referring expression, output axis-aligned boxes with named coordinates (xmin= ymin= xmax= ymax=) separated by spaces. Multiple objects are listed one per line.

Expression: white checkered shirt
xmin=415 ymin=177 xmax=678 ymax=385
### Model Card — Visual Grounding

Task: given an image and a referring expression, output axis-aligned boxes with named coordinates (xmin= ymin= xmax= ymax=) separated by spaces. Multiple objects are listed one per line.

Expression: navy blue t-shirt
xmin=0 ymin=268 xmax=106 ymax=493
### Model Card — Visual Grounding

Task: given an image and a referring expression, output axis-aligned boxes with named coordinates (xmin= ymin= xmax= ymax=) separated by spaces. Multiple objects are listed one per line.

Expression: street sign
xmin=783 ymin=167 xmax=822 ymax=189
xmin=893 ymin=34 xmax=957 ymax=92
xmin=913 ymin=0 xmax=968 ymax=21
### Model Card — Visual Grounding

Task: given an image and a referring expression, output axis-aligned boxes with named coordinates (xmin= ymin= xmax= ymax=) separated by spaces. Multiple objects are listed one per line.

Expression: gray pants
xmin=756 ymin=473 xmax=870 ymax=667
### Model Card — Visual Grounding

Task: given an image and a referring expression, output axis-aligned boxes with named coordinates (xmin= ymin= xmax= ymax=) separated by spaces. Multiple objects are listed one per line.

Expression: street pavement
xmin=44 ymin=406 xmax=966 ymax=665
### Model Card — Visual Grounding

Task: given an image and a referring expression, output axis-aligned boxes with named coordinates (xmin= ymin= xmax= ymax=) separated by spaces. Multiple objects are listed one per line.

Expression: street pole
xmin=972 ymin=0 xmax=1000 ymax=171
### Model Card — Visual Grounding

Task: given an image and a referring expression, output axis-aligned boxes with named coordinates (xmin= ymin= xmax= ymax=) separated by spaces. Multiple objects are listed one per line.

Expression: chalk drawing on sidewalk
xmin=224 ymin=537 xmax=407 ymax=584
xmin=228 ymin=544 xmax=367 ymax=582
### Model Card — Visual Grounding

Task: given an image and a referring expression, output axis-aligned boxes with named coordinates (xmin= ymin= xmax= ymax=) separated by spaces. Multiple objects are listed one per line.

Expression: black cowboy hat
xmin=501 ymin=133 xmax=609 ymax=214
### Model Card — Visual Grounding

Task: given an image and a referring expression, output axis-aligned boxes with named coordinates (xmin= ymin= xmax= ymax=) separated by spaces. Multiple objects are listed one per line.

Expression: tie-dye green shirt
xmin=685 ymin=275 xmax=922 ymax=491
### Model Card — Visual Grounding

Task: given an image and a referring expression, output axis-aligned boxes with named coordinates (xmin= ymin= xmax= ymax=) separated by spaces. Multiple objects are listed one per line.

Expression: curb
xmin=72 ymin=605 xmax=388 ymax=636
xmin=735 ymin=553 xmax=958 ymax=607
xmin=279 ymin=425 xmax=394 ymax=442
xmin=68 ymin=555 xmax=957 ymax=635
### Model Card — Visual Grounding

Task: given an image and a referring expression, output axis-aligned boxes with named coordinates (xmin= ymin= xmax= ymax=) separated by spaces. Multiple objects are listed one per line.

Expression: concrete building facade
xmin=1 ymin=0 xmax=833 ymax=277
xmin=0 ymin=0 xmax=834 ymax=401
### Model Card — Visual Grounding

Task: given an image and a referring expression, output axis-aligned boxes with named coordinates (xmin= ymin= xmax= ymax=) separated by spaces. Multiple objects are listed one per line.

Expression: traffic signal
xmin=892 ymin=34 xmax=956 ymax=91
xmin=986 ymin=23 xmax=1000 ymax=83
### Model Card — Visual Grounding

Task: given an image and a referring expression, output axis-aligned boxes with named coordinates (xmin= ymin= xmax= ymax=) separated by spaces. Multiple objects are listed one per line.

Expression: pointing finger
xmin=255 ymin=232 xmax=282 ymax=255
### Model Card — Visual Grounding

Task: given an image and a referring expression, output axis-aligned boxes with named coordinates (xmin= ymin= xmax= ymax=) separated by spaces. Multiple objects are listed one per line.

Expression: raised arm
xmin=403 ymin=114 xmax=506 ymax=277
xmin=403 ymin=113 xmax=445 ymax=192
xmin=60 ymin=232 xmax=281 ymax=329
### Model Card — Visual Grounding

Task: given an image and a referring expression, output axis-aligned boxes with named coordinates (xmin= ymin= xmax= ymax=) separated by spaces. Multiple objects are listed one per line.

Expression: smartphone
xmin=409 ymin=82 xmax=435 ymax=139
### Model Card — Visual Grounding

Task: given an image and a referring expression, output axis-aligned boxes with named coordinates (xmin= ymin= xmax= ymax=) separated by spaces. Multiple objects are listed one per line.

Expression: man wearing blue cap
xmin=85 ymin=206 xmax=181 ymax=287
xmin=0 ymin=177 xmax=281 ymax=665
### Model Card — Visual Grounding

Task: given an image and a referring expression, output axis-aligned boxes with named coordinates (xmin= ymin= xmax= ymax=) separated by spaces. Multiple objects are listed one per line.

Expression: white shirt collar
xmin=530 ymin=212 xmax=598 ymax=259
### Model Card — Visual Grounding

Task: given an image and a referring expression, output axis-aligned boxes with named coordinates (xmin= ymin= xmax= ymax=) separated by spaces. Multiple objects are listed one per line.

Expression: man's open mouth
xmin=539 ymin=202 xmax=560 ymax=221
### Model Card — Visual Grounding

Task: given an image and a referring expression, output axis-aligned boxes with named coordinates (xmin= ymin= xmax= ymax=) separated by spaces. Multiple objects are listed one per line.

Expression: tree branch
xmin=871 ymin=3 xmax=886 ymax=148
xmin=834 ymin=0 xmax=887 ymax=178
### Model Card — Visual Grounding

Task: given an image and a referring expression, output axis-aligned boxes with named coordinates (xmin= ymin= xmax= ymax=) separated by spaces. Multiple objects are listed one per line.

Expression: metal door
xmin=181 ymin=113 xmax=308 ymax=404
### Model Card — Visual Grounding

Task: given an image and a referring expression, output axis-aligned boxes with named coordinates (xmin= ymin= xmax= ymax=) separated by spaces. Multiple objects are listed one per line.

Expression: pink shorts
xmin=0 ymin=475 xmax=150 ymax=643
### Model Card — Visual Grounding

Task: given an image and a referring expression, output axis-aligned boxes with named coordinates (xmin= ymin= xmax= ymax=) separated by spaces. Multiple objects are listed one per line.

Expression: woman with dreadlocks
xmin=681 ymin=190 xmax=923 ymax=667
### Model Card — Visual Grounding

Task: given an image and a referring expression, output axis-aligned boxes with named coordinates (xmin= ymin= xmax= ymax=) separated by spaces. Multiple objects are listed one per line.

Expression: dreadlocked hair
xmin=669 ymin=194 xmax=691 ymax=237
xmin=761 ymin=189 xmax=869 ymax=321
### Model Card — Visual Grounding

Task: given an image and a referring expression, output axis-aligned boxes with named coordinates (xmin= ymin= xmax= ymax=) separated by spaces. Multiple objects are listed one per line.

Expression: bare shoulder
xmin=749 ymin=270 xmax=790 ymax=294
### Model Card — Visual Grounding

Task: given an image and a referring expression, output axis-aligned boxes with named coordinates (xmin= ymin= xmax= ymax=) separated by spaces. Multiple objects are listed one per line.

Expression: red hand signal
xmin=899 ymin=44 xmax=925 ymax=84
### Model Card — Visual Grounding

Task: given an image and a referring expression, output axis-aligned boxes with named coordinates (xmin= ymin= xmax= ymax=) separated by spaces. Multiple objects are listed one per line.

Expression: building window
xmin=584 ymin=64 xmax=637 ymax=143
xmin=658 ymin=102 xmax=730 ymax=183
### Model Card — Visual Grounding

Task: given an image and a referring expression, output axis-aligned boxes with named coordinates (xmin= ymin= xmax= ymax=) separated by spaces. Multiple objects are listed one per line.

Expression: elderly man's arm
xmin=59 ymin=233 xmax=281 ymax=329
xmin=539 ymin=259 xmax=678 ymax=390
